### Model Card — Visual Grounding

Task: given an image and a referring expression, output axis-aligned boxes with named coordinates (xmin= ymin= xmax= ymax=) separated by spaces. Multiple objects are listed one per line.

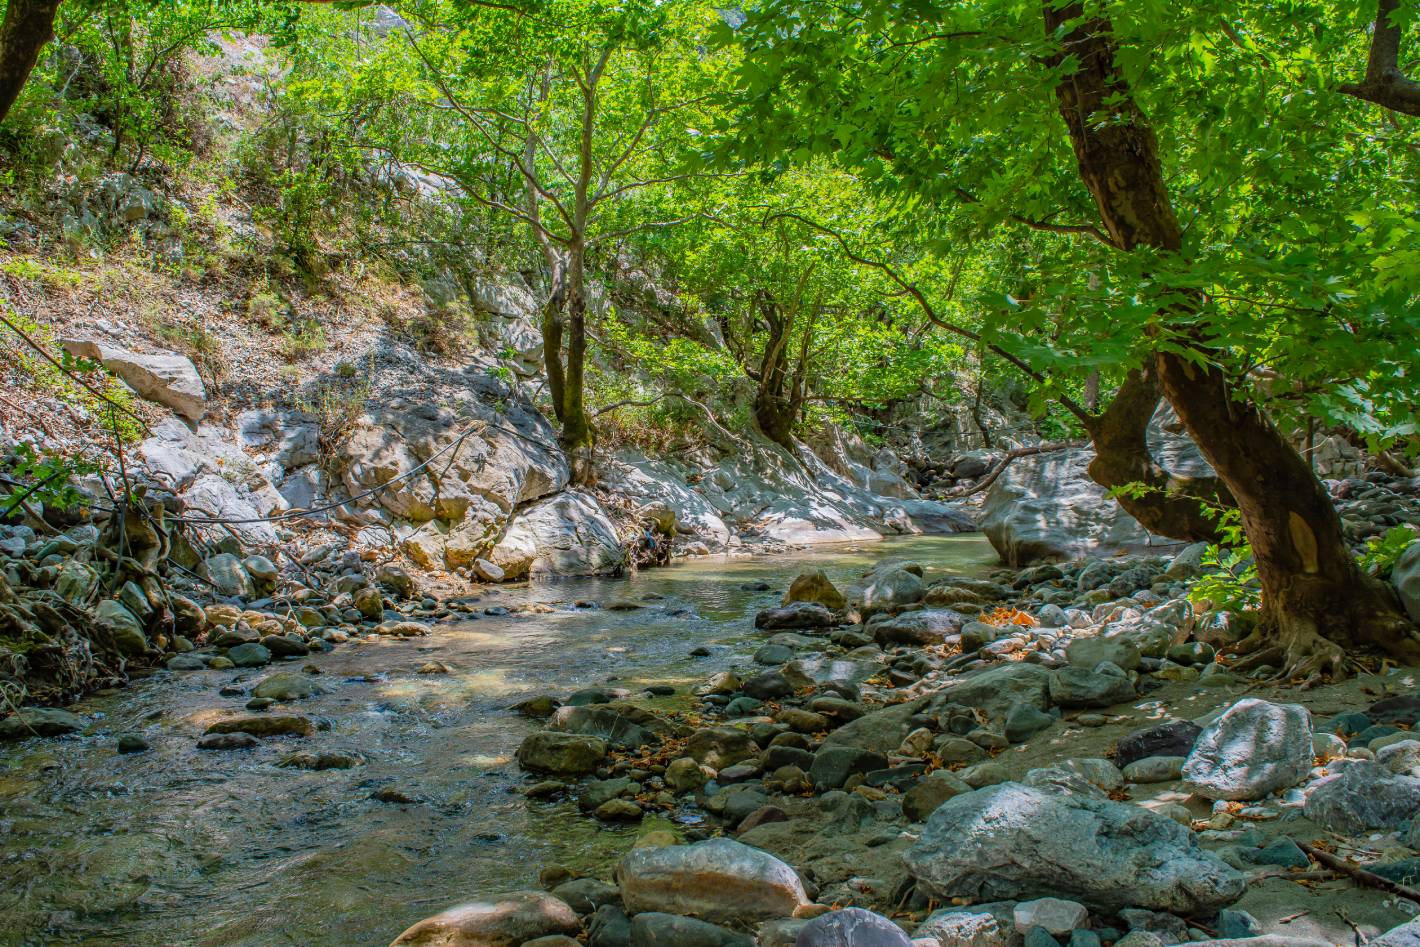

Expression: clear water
xmin=0 ymin=535 xmax=997 ymax=947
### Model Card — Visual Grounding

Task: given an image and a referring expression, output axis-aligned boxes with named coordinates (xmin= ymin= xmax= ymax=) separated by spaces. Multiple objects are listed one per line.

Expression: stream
xmin=0 ymin=534 xmax=997 ymax=947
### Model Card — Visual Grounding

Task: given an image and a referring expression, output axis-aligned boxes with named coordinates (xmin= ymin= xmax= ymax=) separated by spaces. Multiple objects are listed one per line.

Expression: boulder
xmin=938 ymin=662 xmax=1054 ymax=723
xmin=391 ymin=891 xmax=579 ymax=946
xmin=205 ymin=714 xmax=313 ymax=738
xmin=869 ymin=609 xmax=964 ymax=646
xmin=1115 ymin=721 xmax=1201 ymax=768
xmin=94 ymin=599 xmax=148 ymax=655
xmin=1182 ymin=699 xmax=1313 ymax=800
xmin=615 ymin=838 xmax=809 ymax=925
xmin=902 ymin=771 xmax=974 ymax=822
xmin=687 ymin=727 xmax=758 ymax=770
xmin=785 ymin=570 xmax=847 ymax=611
xmin=755 ymin=602 xmax=837 ymax=630
xmin=861 ymin=568 xmax=925 ymax=618
xmin=1065 ymin=637 xmax=1142 ymax=672
xmin=516 ymin=732 xmax=607 ymax=775
xmin=61 ymin=338 xmax=206 ymax=420
xmin=0 ymin=707 xmax=85 ymax=740
xmin=489 ymin=490 xmax=622 ymax=577
xmin=794 ymin=908 xmax=913 ymax=947
xmin=810 ymin=746 xmax=887 ymax=791
xmin=980 ymin=448 xmax=1150 ymax=566
xmin=903 ymin=782 xmax=1245 ymax=913
xmin=1013 ymin=899 xmax=1089 ymax=937
xmin=1303 ymin=760 xmax=1420 ymax=833
xmin=226 ymin=642 xmax=271 ymax=667
xmin=201 ymin=553 xmax=254 ymax=598
xmin=547 ymin=704 xmax=670 ymax=751
xmin=914 ymin=903 xmax=1021 ymax=947
xmin=629 ymin=912 xmax=754 ymax=947
xmin=824 ymin=698 xmax=929 ymax=754
xmin=1048 ymin=663 xmax=1136 ymax=709
xmin=251 ymin=672 xmax=323 ymax=702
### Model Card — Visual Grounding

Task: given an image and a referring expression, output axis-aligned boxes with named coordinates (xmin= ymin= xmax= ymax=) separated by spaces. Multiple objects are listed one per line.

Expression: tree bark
xmin=561 ymin=240 xmax=595 ymax=484
xmin=1082 ymin=367 xmax=1228 ymax=543
xmin=1044 ymin=0 xmax=1419 ymax=678
xmin=1339 ymin=0 xmax=1420 ymax=117
xmin=0 ymin=0 xmax=61 ymax=125
xmin=752 ymin=291 xmax=799 ymax=450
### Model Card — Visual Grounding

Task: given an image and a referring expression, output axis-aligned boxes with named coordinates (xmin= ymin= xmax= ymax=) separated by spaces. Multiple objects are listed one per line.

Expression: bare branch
xmin=954 ymin=188 xmax=1120 ymax=248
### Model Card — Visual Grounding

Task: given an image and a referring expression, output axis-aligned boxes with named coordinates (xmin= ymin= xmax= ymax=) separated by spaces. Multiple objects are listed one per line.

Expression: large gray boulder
xmin=903 ymin=782 xmax=1245 ymax=914
xmin=1395 ymin=540 xmax=1420 ymax=624
xmin=937 ymin=662 xmax=1054 ymax=723
xmin=1048 ymin=662 xmax=1136 ymax=709
xmin=62 ymin=338 xmax=206 ymax=420
xmin=515 ymin=731 xmax=607 ymax=775
xmin=860 ymin=567 xmax=925 ymax=618
xmin=615 ymin=838 xmax=809 ymax=925
xmin=1182 ymin=698 xmax=1313 ymax=800
xmin=488 ymin=489 xmax=623 ymax=578
xmin=1303 ymin=760 xmax=1420 ymax=833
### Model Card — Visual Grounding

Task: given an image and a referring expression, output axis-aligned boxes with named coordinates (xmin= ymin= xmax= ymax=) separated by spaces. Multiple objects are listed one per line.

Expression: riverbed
xmin=0 ymin=534 xmax=997 ymax=947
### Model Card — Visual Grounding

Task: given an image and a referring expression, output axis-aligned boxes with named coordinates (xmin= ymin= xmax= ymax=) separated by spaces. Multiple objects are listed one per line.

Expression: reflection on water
xmin=0 ymin=535 xmax=996 ymax=947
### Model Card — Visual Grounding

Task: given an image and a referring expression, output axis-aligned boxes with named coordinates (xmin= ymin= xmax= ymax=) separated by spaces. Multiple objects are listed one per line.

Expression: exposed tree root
xmin=1230 ymin=621 xmax=1351 ymax=688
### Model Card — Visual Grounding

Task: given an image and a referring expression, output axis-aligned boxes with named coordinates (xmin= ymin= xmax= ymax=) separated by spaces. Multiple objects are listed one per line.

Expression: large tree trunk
xmin=1044 ymin=0 xmax=1419 ymax=678
xmin=0 ymin=0 xmax=61 ymax=125
xmin=561 ymin=242 xmax=594 ymax=485
xmin=1082 ymin=367 xmax=1228 ymax=543
xmin=752 ymin=292 xmax=798 ymax=450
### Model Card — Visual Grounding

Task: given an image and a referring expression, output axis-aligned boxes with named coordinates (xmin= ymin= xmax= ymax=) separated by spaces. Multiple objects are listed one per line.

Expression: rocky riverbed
xmin=3 ymin=471 xmax=1420 ymax=947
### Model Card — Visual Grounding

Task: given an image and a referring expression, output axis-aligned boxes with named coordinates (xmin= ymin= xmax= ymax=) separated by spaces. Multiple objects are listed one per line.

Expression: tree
xmin=726 ymin=0 xmax=1420 ymax=677
xmin=0 ymin=0 xmax=61 ymax=125
xmin=1341 ymin=0 xmax=1420 ymax=116
xmin=297 ymin=0 xmax=720 ymax=482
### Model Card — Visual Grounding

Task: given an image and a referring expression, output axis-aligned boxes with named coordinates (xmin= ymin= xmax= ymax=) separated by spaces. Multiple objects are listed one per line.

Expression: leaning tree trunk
xmin=0 ymin=0 xmax=62 ymax=125
xmin=1083 ymin=366 xmax=1228 ymax=543
xmin=1044 ymin=0 xmax=1419 ymax=679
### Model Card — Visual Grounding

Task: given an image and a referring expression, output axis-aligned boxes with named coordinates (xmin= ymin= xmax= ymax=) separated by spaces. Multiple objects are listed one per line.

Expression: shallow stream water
xmin=0 ymin=534 xmax=997 ymax=947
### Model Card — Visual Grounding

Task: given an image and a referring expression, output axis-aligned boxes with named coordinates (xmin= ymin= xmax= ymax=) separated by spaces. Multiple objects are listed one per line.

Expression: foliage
xmin=1189 ymin=508 xmax=1262 ymax=613
xmin=1360 ymin=526 xmax=1420 ymax=579
xmin=719 ymin=0 xmax=1420 ymax=450
xmin=3 ymin=442 xmax=100 ymax=515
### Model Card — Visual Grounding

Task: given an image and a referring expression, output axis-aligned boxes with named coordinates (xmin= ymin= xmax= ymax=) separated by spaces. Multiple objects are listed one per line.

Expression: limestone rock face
xmin=1181 ymin=698 xmax=1313 ymax=801
xmin=391 ymin=891 xmax=579 ymax=946
xmin=488 ymin=490 xmax=622 ymax=579
xmin=980 ymin=411 xmax=1209 ymax=566
xmin=615 ymin=838 xmax=809 ymax=926
xmin=903 ymin=782 xmax=1245 ymax=914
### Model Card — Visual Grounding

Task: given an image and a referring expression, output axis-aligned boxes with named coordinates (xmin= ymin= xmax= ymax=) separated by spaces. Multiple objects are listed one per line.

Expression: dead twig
xmin=1298 ymin=841 xmax=1420 ymax=903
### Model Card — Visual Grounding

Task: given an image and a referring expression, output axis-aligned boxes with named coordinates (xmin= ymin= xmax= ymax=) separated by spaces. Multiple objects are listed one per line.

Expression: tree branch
xmin=954 ymin=188 xmax=1120 ymax=248
xmin=762 ymin=211 xmax=1093 ymax=425
xmin=1339 ymin=0 xmax=1420 ymax=116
